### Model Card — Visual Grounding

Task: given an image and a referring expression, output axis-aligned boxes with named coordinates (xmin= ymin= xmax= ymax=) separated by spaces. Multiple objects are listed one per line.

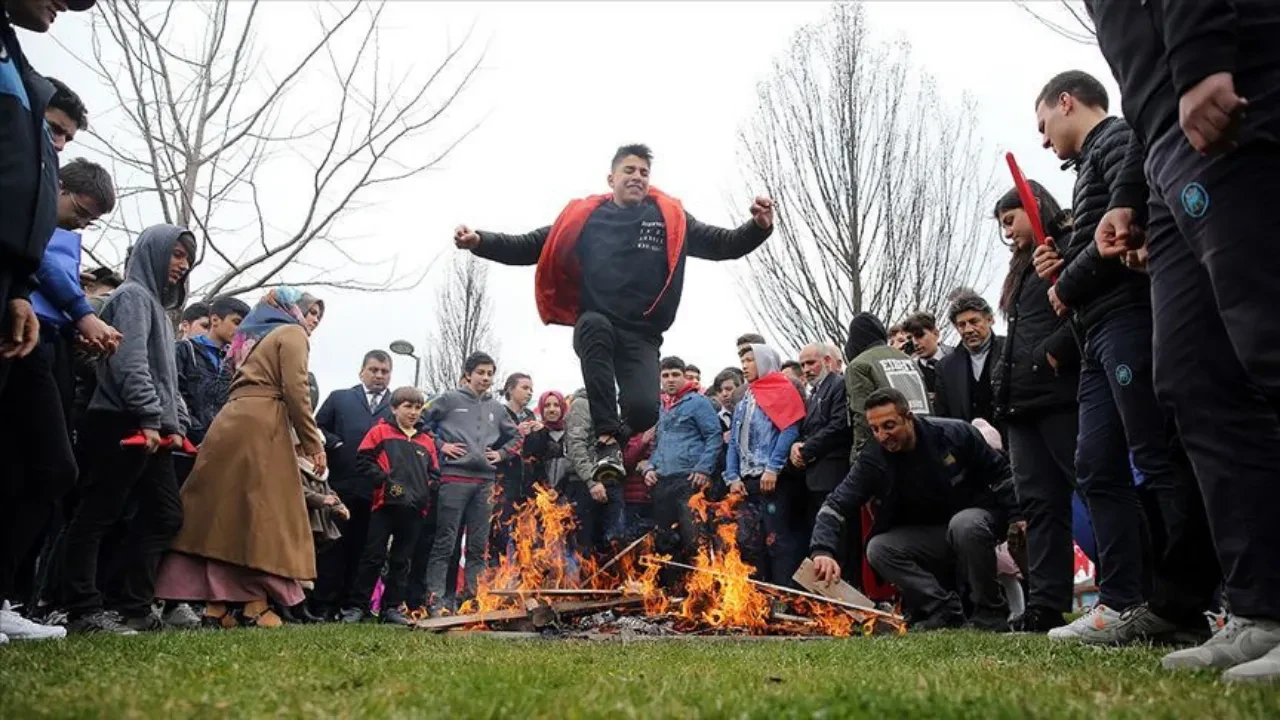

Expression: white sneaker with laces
xmin=0 ymin=601 xmax=67 ymax=641
xmin=1047 ymin=604 xmax=1126 ymax=644
xmin=1163 ymin=616 xmax=1280 ymax=671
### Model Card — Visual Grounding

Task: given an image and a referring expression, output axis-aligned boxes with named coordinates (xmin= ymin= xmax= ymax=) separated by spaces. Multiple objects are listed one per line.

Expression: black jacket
xmin=0 ymin=18 xmax=59 ymax=301
xmin=356 ymin=419 xmax=440 ymax=513
xmin=992 ymin=266 xmax=1080 ymax=421
xmin=810 ymin=417 xmax=1019 ymax=557
xmin=174 ymin=338 xmax=226 ymax=444
xmin=1086 ymin=0 xmax=1280 ymax=218
xmin=799 ymin=371 xmax=851 ymax=493
xmin=1055 ymin=116 xmax=1150 ymax=330
xmin=471 ymin=209 xmax=770 ymax=336
xmin=933 ymin=336 xmax=1003 ymax=425
xmin=316 ymin=385 xmax=394 ymax=499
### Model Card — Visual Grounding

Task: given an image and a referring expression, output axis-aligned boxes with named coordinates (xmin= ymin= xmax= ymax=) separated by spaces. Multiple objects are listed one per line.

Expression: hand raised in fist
xmin=751 ymin=196 xmax=774 ymax=230
xmin=454 ymin=225 xmax=480 ymax=250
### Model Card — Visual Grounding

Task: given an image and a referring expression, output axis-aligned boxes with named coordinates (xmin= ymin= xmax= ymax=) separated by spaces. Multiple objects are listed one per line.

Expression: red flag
xmin=749 ymin=372 xmax=805 ymax=430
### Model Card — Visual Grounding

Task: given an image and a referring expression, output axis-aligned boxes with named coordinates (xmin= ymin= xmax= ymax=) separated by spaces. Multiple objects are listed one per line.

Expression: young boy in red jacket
xmin=342 ymin=387 xmax=439 ymax=625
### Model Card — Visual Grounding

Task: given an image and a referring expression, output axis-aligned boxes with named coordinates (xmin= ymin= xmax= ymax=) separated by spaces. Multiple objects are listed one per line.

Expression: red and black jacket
xmin=357 ymin=419 xmax=440 ymax=513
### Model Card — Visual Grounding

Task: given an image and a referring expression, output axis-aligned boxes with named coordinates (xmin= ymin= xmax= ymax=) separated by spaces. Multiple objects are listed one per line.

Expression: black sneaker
xmin=592 ymin=440 xmax=625 ymax=484
xmin=964 ymin=609 xmax=1012 ymax=633
xmin=68 ymin=610 xmax=139 ymax=636
xmin=338 ymin=606 xmax=366 ymax=624
xmin=1011 ymin=605 xmax=1067 ymax=633
xmin=911 ymin=610 xmax=965 ymax=632
xmin=381 ymin=607 xmax=412 ymax=626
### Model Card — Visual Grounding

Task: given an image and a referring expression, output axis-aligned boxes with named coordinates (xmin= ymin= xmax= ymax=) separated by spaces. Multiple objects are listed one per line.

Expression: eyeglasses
xmin=66 ymin=193 xmax=101 ymax=230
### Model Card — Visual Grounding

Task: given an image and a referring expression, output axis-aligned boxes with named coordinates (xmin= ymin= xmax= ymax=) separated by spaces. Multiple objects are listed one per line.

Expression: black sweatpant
xmin=572 ymin=311 xmax=661 ymax=439
xmin=0 ymin=328 xmax=80 ymax=604
xmin=348 ymin=505 xmax=424 ymax=612
xmin=651 ymin=477 xmax=698 ymax=560
xmin=1144 ymin=124 xmax=1280 ymax=620
xmin=58 ymin=412 xmax=182 ymax=618
xmin=406 ymin=502 xmax=443 ymax=610
xmin=313 ymin=492 xmax=371 ymax=614
xmin=1006 ymin=410 xmax=1078 ymax=614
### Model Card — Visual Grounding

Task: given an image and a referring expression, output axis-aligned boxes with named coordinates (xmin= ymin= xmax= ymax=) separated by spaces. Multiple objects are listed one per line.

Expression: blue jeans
xmin=1076 ymin=308 xmax=1166 ymax=610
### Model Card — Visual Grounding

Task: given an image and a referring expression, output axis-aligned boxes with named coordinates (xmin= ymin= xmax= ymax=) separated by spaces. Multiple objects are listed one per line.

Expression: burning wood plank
xmin=791 ymin=557 xmax=877 ymax=609
xmin=641 ymin=556 xmax=904 ymax=621
xmin=487 ymin=588 xmax=628 ymax=598
xmin=584 ymin=531 xmax=653 ymax=586
xmin=411 ymin=608 xmax=530 ymax=632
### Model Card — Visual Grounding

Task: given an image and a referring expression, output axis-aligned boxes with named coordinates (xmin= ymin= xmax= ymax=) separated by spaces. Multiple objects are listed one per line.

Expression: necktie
xmin=369 ymin=392 xmax=379 ymax=411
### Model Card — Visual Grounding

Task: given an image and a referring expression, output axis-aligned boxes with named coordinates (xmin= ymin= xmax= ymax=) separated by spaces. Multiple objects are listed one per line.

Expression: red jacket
xmin=357 ymin=419 xmax=440 ymax=513
xmin=534 ymin=187 xmax=687 ymax=327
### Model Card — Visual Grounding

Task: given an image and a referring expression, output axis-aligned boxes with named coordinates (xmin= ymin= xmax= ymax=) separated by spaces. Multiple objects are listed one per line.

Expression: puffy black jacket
xmin=992 ymin=264 xmax=1080 ymax=421
xmin=1086 ymin=0 xmax=1280 ymax=218
xmin=1054 ymin=116 xmax=1150 ymax=331
xmin=810 ymin=416 xmax=1019 ymax=557
xmin=0 ymin=18 xmax=59 ymax=301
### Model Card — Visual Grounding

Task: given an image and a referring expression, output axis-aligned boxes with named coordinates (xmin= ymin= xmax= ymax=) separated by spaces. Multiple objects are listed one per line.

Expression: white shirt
xmin=365 ymin=388 xmax=385 ymax=410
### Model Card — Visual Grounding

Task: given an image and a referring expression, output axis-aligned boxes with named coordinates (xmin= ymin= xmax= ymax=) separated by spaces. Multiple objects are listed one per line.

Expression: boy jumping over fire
xmin=454 ymin=144 xmax=774 ymax=486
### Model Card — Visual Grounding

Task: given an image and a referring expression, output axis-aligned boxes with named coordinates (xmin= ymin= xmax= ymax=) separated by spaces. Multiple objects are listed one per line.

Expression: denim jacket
xmin=725 ymin=389 xmax=800 ymax=481
xmin=651 ymin=390 xmax=722 ymax=478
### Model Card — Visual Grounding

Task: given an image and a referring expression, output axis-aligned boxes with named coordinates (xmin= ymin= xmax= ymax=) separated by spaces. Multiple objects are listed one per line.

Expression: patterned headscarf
xmin=225 ymin=286 xmax=306 ymax=374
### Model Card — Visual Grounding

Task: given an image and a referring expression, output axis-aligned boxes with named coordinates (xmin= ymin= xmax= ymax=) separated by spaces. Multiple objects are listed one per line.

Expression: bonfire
xmin=419 ymin=485 xmax=906 ymax=638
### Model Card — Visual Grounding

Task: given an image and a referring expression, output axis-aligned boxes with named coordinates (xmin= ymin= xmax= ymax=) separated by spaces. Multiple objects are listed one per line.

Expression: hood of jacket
xmin=124 ymin=224 xmax=195 ymax=311
xmin=844 ymin=312 xmax=887 ymax=361
xmin=749 ymin=343 xmax=782 ymax=377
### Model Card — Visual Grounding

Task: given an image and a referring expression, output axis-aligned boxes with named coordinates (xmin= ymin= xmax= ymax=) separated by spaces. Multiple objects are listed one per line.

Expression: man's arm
xmin=1055 ymin=125 xmax=1143 ymax=309
xmin=1156 ymin=0 xmax=1237 ymax=98
xmin=1032 ymin=321 xmax=1081 ymax=373
xmin=356 ymin=427 xmax=389 ymax=488
xmin=846 ymin=366 xmax=874 ymax=460
xmin=932 ymin=368 xmax=953 ymax=419
xmin=470 ymin=227 xmax=551 ymax=266
xmin=801 ymin=380 xmax=849 ymax=465
xmin=494 ymin=404 xmax=521 ymax=459
xmin=767 ymin=422 xmax=801 ymax=475
xmin=724 ymin=404 xmax=744 ymax=482
xmin=315 ymin=392 xmax=343 ymax=449
xmin=101 ymin=292 xmax=163 ymax=429
xmin=1108 ymin=132 xmax=1149 ymax=221
xmin=35 ymin=258 xmax=94 ymax=322
xmin=692 ymin=398 xmax=724 ymax=476
xmin=685 ymin=213 xmax=772 ymax=261
xmin=810 ymin=457 xmax=877 ymax=558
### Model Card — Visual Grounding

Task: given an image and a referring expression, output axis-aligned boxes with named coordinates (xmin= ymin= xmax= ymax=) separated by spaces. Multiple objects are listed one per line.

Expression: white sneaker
xmin=162 ymin=603 xmax=201 ymax=630
xmin=0 ymin=601 xmax=67 ymax=641
xmin=1163 ymin=616 xmax=1280 ymax=671
xmin=1047 ymin=605 xmax=1126 ymax=644
xmin=1 ymin=631 xmax=8 ymax=644
xmin=1223 ymin=642 xmax=1280 ymax=684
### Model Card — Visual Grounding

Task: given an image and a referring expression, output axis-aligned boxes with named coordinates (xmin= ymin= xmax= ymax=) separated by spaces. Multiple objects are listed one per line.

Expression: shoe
xmin=381 ymin=607 xmax=412 ymax=626
xmin=911 ymin=610 xmax=964 ymax=632
xmin=592 ymin=440 xmax=625 ymax=484
xmin=162 ymin=603 xmax=202 ymax=630
xmin=1163 ymin=616 xmax=1280 ymax=671
xmin=1011 ymin=605 xmax=1066 ymax=633
xmin=338 ymin=606 xmax=366 ymax=624
xmin=1223 ymin=643 xmax=1280 ymax=684
xmin=964 ymin=610 xmax=1011 ymax=633
xmin=68 ymin=610 xmax=138 ymax=635
xmin=242 ymin=600 xmax=284 ymax=629
xmin=1111 ymin=603 xmax=1208 ymax=646
xmin=0 ymin=601 xmax=66 ymax=641
xmin=278 ymin=602 xmax=324 ymax=624
xmin=1 ymin=632 xmax=8 ymax=644
xmin=202 ymin=602 xmax=238 ymax=630
xmin=1047 ymin=604 xmax=1126 ymax=644
xmin=125 ymin=610 xmax=164 ymax=633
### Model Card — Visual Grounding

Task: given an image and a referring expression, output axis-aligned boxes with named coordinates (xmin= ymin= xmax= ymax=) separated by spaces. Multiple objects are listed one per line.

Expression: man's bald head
xmin=823 ymin=342 xmax=844 ymax=373
xmin=798 ymin=343 xmax=829 ymax=386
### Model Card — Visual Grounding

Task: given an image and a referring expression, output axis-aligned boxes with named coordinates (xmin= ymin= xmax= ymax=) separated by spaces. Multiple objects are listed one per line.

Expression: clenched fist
xmin=454 ymin=225 xmax=480 ymax=250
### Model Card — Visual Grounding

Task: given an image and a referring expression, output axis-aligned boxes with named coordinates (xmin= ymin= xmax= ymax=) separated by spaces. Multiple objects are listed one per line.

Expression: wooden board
xmin=792 ymin=557 xmax=876 ymax=609
xmin=488 ymin=588 xmax=626 ymax=598
xmin=411 ymin=608 xmax=529 ymax=632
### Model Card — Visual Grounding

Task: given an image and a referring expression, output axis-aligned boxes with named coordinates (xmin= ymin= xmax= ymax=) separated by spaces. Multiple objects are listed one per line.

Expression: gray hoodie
xmin=423 ymin=385 xmax=519 ymax=481
xmin=90 ymin=224 xmax=195 ymax=434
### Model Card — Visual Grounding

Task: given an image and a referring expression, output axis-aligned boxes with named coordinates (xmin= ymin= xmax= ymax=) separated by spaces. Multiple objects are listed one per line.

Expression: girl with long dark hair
xmin=990 ymin=181 xmax=1083 ymax=633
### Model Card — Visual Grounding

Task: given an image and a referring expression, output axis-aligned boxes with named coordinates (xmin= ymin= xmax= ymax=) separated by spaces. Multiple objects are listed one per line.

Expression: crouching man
xmin=810 ymin=388 xmax=1020 ymax=632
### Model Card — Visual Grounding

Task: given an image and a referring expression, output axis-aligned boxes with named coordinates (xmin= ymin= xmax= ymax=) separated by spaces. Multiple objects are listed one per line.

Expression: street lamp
xmin=389 ymin=339 xmax=421 ymax=389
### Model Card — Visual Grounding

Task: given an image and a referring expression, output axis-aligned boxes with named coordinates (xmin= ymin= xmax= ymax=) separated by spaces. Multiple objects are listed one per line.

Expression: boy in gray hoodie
xmin=422 ymin=351 xmax=518 ymax=612
xmin=59 ymin=224 xmax=195 ymax=635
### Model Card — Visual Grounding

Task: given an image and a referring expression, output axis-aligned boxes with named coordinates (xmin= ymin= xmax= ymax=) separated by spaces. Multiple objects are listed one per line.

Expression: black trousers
xmin=736 ymin=476 xmax=801 ymax=587
xmin=1145 ymin=124 xmax=1280 ymax=620
xmin=406 ymin=502 xmax=442 ymax=610
xmin=1006 ymin=410 xmax=1078 ymax=613
xmin=0 ymin=329 xmax=80 ymax=603
xmin=572 ymin=311 xmax=661 ymax=439
xmin=348 ymin=505 xmax=424 ymax=612
xmin=58 ymin=412 xmax=182 ymax=617
xmin=313 ymin=492 xmax=371 ymax=613
xmin=651 ymin=477 xmax=698 ymax=560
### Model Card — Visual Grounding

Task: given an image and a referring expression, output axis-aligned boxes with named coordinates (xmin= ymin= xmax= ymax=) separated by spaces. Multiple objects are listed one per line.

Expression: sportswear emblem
xmin=1181 ymin=182 xmax=1209 ymax=218
xmin=1115 ymin=364 xmax=1133 ymax=386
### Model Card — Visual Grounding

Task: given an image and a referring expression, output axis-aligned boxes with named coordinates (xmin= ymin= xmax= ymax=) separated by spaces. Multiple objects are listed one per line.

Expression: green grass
xmin=2 ymin=625 xmax=1278 ymax=718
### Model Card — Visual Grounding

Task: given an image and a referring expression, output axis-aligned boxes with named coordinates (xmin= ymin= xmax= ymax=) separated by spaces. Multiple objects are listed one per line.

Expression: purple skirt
xmin=155 ymin=552 xmax=306 ymax=606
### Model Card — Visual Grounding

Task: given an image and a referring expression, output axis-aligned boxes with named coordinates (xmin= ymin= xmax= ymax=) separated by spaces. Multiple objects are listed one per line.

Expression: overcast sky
xmin=22 ymin=1 xmax=1116 ymax=403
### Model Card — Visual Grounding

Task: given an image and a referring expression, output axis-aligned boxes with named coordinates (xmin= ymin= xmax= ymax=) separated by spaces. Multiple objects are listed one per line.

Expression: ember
xmin=430 ymin=485 xmax=905 ymax=637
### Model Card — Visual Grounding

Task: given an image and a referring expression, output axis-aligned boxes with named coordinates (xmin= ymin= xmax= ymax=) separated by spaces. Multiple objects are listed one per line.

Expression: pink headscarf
xmin=538 ymin=390 xmax=567 ymax=431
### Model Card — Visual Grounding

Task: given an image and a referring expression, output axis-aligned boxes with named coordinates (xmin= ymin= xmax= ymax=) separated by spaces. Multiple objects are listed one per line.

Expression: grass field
xmin=2 ymin=624 xmax=1278 ymax=718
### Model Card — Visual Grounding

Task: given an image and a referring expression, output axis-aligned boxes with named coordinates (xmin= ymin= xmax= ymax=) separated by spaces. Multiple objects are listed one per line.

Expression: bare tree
xmin=738 ymin=2 xmax=995 ymax=354
xmin=61 ymin=0 xmax=484 ymax=299
xmin=1013 ymin=1 xmax=1095 ymax=44
xmin=421 ymin=254 xmax=499 ymax=394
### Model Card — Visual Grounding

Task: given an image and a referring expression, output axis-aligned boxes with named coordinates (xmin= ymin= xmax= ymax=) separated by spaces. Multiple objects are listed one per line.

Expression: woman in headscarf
xmin=524 ymin=390 xmax=569 ymax=490
xmin=154 ymin=287 xmax=326 ymax=628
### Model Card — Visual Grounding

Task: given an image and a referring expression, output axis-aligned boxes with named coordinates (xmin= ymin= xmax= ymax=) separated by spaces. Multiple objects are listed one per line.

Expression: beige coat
xmin=169 ymin=324 xmax=324 ymax=579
